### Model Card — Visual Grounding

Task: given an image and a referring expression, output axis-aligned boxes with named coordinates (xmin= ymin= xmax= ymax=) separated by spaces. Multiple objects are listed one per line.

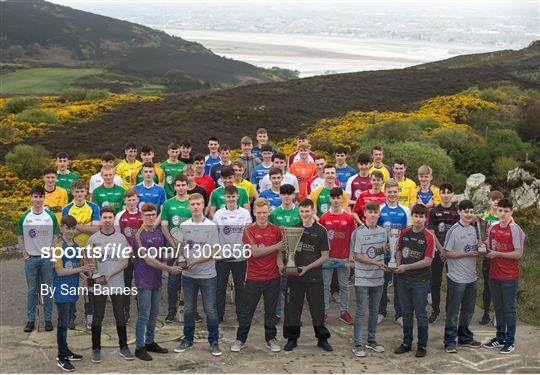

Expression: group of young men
xmin=16 ymin=129 xmax=525 ymax=372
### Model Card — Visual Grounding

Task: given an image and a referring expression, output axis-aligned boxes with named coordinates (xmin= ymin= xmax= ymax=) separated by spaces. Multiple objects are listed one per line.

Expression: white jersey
xmin=89 ymin=172 xmax=124 ymax=194
xmin=180 ymin=218 xmax=219 ymax=279
xmin=259 ymin=171 xmax=299 ymax=193
xmin=213 ymin=206 xmax=252 ymax=261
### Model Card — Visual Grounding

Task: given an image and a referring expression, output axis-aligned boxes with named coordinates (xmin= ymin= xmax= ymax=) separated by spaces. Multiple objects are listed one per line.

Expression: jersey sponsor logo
xmin=354 ymin=190 xmax=361 ymax=198
xmin=124 ymin=227 xmax=134 ymax=238
xmin=320 ymin=203 xmax=329 ymax=213
xmin=327 ymin=230 xmax=335 ymax=240
xmin=402 ymin=246 xmax=410 ymax=258
xmin=172 ymin=215 xmax=180 ymax=226
xmin=102 ymin=201 xmax=110 ymax=207
xmin=166 ymin=176 xmax=173 ymax=184
xmin=29 ymin=228 xmax=37 ymax=238
xmin=438 ymin=222 xmax=446 ymax=233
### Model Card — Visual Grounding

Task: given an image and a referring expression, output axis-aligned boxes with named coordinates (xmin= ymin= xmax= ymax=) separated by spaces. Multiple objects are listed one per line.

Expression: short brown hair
xmin=253 ymin=198 xmax=269 ymax=208
xmin=141 ymin=203 xmax=157 ymax=213
xmin=71 ymin=179 xmax=87 ymax=191
xmin=241 ymin=136 xmax=253 ymax=145
xmin=183 ymin=164 xmax=195 ymax=174
xmin=256 ymin=128 xmax=267 ymax=135
xmin=488 ymin=190 xmax=504 ymax=200
xmin=100 ymin=206 xmax=115 ymax=216
xmin=188 ymin=193 xmax=204 ymax=202
xmin=61 ymin=214 xmax=77 ymax=227
xmin=418 ymin=165 xmax=432 ymax=176
xmin=384 ymin=178 xmax=399 ymax=191
xmin=124 ymin=189 xmax=138 ymax=198
xmin=365 ymin=202 xmax=380 ymax=213
xmin=371 ymin=170 xmax=384 ymax=181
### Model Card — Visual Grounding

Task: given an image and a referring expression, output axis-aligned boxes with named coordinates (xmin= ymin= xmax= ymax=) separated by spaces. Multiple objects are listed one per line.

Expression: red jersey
xmin=114 ymin=209 xmax=143 ymax=246
xmin=345 ymin=174 xmax=371 ymax=201
xmin=242 ymin=223 xmax=284 ymax=281
xmin=289 ymin=161 xmax=317 ymax=203
xmin=319 ymin=210 xmax=356 ymax=259
xmin=194 ymin=175 xmax=216 ymax=199
xmin=353 ymin=190 xmax=386 ymax=221
xmin=487 ymin=220 xmax=525 ymax=280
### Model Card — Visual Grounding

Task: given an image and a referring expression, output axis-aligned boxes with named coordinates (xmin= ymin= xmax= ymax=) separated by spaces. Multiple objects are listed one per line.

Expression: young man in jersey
xmin=483 ymin=198 xmax=525 ymax=354
xmin=351 ymin=202 xmax=387 ymax=357
xmin=87 ymin=206 xmax=134 ymax=363
xmin=289 ymin=145 xmax=317 ymax=203
xmin=55 ymin=151 xmax=79 ymax=202
xmin=377 ymin=179 xmax=410 ymax=326
xmin=310 ymin=164 xmax=347 ymax=218
xmin=232 ymin=198 xmax=285 ymax=353
xmin=346 ymin=153 xmax=372 ymax=208
xmin=442 ymin=199 xmax=482 ymax=353
xmin=208 ymin=166 xmax=250 ymax=219
xmin=320 ymin=187 xmax=356 ymax=325
xmin=394 ymin=204 xmax=434 ymax=358
xmin=259 ymin=152 xmax=300 ymax=194
xmin=410 ymin=165 xmax=441 ymax=209
xmin=133 ymin=203 xmax=181 ymax=361
xmin=283 ymin=199 xmax=332 ymax=352
xmin=174 ymin=193 xmax=222 ymax=356
xmin=428 ymin=182 xmax=460 ymax=323
xmin=161 ymin=143 xmax=187 ymax=200
xmin=183 ymin=164 xmax=208 ymax=207
xmin=89 ymin=152 xmax=124 ymax=195
xmin=209 ymin=144 xmax=233 ymax=186
xmin=18 ymin=185 xmax=60 ymax=333
xmin=307 ymin=155 xmax=329 ymax=196
xmin=352 ymin=171 xmax=386 ymax=225
xmin=43 ymin=166 xmax=68 ymax=223
xmin=133 ymin=162 xmax=166 ymax=215
xmin=161 ymin=174 xmax=192 ymax=323
xmin=251 ymin=144 xmax=274 ymax=190
xmin=392 ymin=159 xmax=417 ymax=208
xmin=232 ymin=161 xmax=258 ymax=204
xmin=369 ymin=146 xmax=393 ymax=182
xmin=116 ymin=142 xmax=141 ymax=189
xmin=334 ymin=146 xmax=356 ymax=189
xmin=252 ymin=128 xmax=276 ymax=160
xmin=213 ymin=185 xmax=252 ymax=322
xmin=131 ymin=145 xmax=165 ymax=186
xmin=235 ymin=136 xmax=261 ymax=180
xmin=193 ymin=154 xmax=216 ymax=199
xmin=92 ymin=166 xmax=125 ymax=214
xmin=114 ymin=189 xmax=143 ymax=322
xmin=179 ymin=141 xmax=194 ymax=164
xmin=287 ymin=132 xmax=317 ymax=166
xmin=205 ymin=137 xmax=221 ymax=175
xmin=259 ymin=167 xmax=285 ymax=211
xmin=479 ymin=190 xmax=503 ymax=325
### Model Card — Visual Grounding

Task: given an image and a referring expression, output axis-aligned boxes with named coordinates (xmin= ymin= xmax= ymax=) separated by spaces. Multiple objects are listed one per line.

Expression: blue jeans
xmin=136 ymin=288 xmax=161 ymax=350
xmin=379 ymin=271 xmax=402 ymax=318
xmin=182 ymin=275 xmax=219 ymax=344
xmin=397 ymin=277 xmax=430 ymax=348
xmin=167 ymin=273 xmax=182 ymax=314
xmin=354 ymin=285 xmax=383 ymax=345
xmin=489 ymin=278 xmax=518 ymax=345
xmin=323 ymin=263 xmax=350 ymax=312
xmin=444 ymin=278 xmax=476 ymax=347
xmin=56 ymin=302 xmax=76 ymax=359
xmin=25 ymin=257 xmax=53 ymax=321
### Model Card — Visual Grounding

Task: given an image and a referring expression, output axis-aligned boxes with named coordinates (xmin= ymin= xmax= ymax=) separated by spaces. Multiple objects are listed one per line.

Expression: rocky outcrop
xmin=508 ymin=167 xmax=540 ymax=209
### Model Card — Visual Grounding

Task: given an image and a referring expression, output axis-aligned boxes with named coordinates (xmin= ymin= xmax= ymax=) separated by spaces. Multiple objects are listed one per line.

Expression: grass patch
xmin=0 ymin=68 xmax=104 ymax=95
xmin=130 ymin=83 xmax=165 ymax=96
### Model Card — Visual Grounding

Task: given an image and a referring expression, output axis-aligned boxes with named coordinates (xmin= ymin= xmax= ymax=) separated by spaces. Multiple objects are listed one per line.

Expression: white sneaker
xmin=353 ymin=345 xmax=366 ymax=357
xmin=230 ymin=340 xmax=245 ymax=352
xmin=267 ymin=339 xmax=281 ymax=352
xmin=377 ymin=314 xmax=385 ymax=324
xmin=427 ymin=293 xmax=432 ymax=305
xmin=395 ymin=317 xmax=403 ymax=327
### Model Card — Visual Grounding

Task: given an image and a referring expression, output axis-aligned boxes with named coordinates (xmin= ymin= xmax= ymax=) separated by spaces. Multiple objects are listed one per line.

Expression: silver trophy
xmin=171 ymin=227 xmax=188 ymax=269
xmin=387 ymin=227 xmax=400 ymax=270
xmin=282 ymin=227 xmax=305 ymax=276
xmin=476 ymin=216 xmax=487 ymax=253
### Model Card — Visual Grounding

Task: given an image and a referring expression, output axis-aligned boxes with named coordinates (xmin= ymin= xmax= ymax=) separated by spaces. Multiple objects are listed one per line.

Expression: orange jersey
xmin=289 ymin=161 xmax=316 ymax=202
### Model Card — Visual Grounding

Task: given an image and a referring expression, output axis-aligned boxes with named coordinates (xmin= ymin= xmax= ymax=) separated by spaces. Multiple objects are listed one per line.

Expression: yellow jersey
xmin=396 ymin=178 xmax=417 ymax=207
xmin=369 ymin=164 xmax=393 ymax=182
xmin=116 ymin=159 xmax=142 ymax=189
xmin=62 ymin=200 xmax=100 ymax=246
xmin=44 ymin=186 xmax=68 ymax=222
xmin=235 ymin=179 xmax=256 ymax=199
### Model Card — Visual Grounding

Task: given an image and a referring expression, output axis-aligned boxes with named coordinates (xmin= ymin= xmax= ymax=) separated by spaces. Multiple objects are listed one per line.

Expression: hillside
xmin=0 ymin=0 xmax=286 ymax=89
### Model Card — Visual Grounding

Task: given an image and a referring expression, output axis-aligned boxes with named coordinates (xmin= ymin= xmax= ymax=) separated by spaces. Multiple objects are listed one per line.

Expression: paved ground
xmin=1 ymin=258 xmax=539 ymax=373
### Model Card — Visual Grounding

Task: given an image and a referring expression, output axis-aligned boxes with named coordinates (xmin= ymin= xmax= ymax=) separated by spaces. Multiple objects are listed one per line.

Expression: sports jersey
xmin=161 ymin=197 xmax=191 ymax=242
xmin=234 ymin=179 xmax=256 ymax=199
xmin=204 ymin=154 xmax=221 ymax=175
xmin=410 ymin=185 xmax=441 ymax=207
xmin=180 ymin=156 xmax=194 ymax=164
xmin=194 ymin=175 xmax=216 ymax=199
xmin=397 ymin=227 xmax=435 ymax=281
xmin=369 ymin=164 xmax=394 ymax=182
xmin=252 ymin=145 xmax=276 ymax=160
xmin=345 ymin=174 xmax=372 ymax=201
xmin=250 ymin=162 xmax=273 ymax=189
xmin=395 ymin=178 xmax=417 ymax=207
xmin=289 ymin=161 xmax=317 ymax=203
xmin=428 ymin=203 xmax=459 ymax=246
xmin=116 ymin=159 xmax=142 ymax=189
xmin=187 ymin=185 xmax=208 ymax=206
xmin=92 ymin=184 xmax=125 ymax=214
xmin=307 ymin=176 xmax=339 ymax=196
xmin=378 ymin=203 xmax=410 ymax=230
xmin=16 ymin=208 xmax=59 ymax=256
xmin=180 ymin=218 xmax=220 ymax=279
xmin=482 ymin=211 xmax=499 ymax=225
xmin=209 ymin=162 xmax=232 ymax=186
xmin=160 ymin=160 xmax=186 ymax=199
xmin=259 ymin=189 xmax=282 ymax=211
xmin=209 ymin=186 xmax=249 ymax=210
xmin=114 ymin=208 xmax=142 ymax=247
xmin=56 ymin=170 xmax=79 ymax=202
xmin=487 ymin=220 xmax=525 ymax=280
xmin=353 ymin=190 xmax=386 ymax=221
xmin=44 ymin=186 xmax=68 ymax=222
xmin=133 ymin=182 xmax=166 ymax=214
xmin=336 ymin=165 xmax=357 ymax=189
xmin=243 ymin=223 xmax=283 ymax=281
xmin=236 ymin=155 xmax=262 ymax=180
xmin=131 ymin=165 xmax=165 ymax=186
xmin=134 ymin=227 xmax=165 ymax=289
xmin=213 ymin=206 xmax=252 ymax=261
xmin=259 ymin=172 xmax=299 ymax=194
xmin=444 ymin=221 xmax=478 ymax=284
xmin=53 ymin=239 xmax=81 ymax=303
xmin=311 ymin=185 xmax=347 ymax=217
xmin=89 ymin=172 xmax=124 ymax=194
xmin=294 ymin=221 xmax=329 ymax=283
xmin=287 ymin=150 xmax=316 ymax=167
xmin=62 ymin=200 xmax=100 ymax=246
xmin=319 ymin=209 xmax=356 ymax=259
xmin=269 ymin=205 xmax=301 ymax=227
xmin=351 ymin=224 xmax=387 ymax=287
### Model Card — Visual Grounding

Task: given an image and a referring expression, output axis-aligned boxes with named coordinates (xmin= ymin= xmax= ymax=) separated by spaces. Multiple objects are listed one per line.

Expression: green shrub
xmin=3 ymin=96 xmax=39 ymax=114
xmin=0 ymin=123 xmax=17 ymax=144
xmin=60 ymin=87 xmax=88 ymax=102
xmin=15 ymin=108 xmax=58 ymax=124
xmin=493 ymin=156 xmax=519 ymax=179
xmin=84 ymin=89 xmax=109 ymax=101
xmin=5 ymin=144 xmax=51 ymax=180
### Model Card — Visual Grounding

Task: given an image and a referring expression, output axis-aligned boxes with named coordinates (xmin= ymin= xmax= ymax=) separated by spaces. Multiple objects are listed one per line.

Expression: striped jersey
xmin=351 ymin=224 xmax=387 ymax=287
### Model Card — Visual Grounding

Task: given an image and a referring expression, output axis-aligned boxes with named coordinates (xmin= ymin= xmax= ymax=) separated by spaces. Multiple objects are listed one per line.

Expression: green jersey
xmin=56 ymin=171 xmax=79 ymax=202
xmin=92 ymin=185 xmax=125 ymax=214
xmin=160 ymin=160 xmax=186 ymax=199
xmin=209 ymin=186 xmax=249 ymax=209
xmin=314 ymin=187 xmax=332 ymax=217
xmin=269 ymin=205 xmax=301 ymax=227
xmin=135 ymin=169 xmax=160 ymax=185
xmin=482 ymin=211 xmax=499 ymax=225
xmin=161 ymin=196 xmax=191 ymax=241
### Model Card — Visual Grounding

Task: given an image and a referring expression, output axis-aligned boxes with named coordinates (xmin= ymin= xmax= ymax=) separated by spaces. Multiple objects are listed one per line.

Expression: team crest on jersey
xmin=354 ymin=191 xmax=361 ymax=198
xmin=103 ymin=201 xmax=110 ymax=207
xmin=167 ymin=176 xmax=173 ymax=184
xmin=402 ymin=247 xmax=410 ymax=258
xmin=172 ymin=216 xmax=180 ymax=226
xmin=327 ymin=230 xmax=335 ymax=240
xmin=29 ymin=229 xmax=37 ymax=238
xmin=367 ymin=246 xmax=376 ymax=259
xmin=124 ymin=227 xmax=133 ymax=237
xmin=321 ymin=204 xmax=329 ymax=213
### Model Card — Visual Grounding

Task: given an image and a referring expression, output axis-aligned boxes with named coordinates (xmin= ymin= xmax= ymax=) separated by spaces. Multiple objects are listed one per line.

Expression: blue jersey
xmin=336 ymin=165 xmax=357 ymax=189
xmin=134 ymin=182 xmax=166 ymax=214
xmin=204 ymin=154 xmax=221 ymax=175
xmin=252 ymin=145 xmax=276 ymax=160
xmin=378 ymin=203 xmax=410 ymax=230
xmin=259 ymin=189 xmax=282 ymax=211
xmin=250 ymin=163 xmax=273 ymax=189
xmin=52 ymin=239 xmax=81 ymax=303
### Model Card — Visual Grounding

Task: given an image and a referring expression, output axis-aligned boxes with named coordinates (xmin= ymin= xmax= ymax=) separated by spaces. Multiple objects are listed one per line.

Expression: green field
xmin=0 ymin=68 xmax=104 ymax=95
xmin=130 ymin=83 xmax=165 ymax=96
